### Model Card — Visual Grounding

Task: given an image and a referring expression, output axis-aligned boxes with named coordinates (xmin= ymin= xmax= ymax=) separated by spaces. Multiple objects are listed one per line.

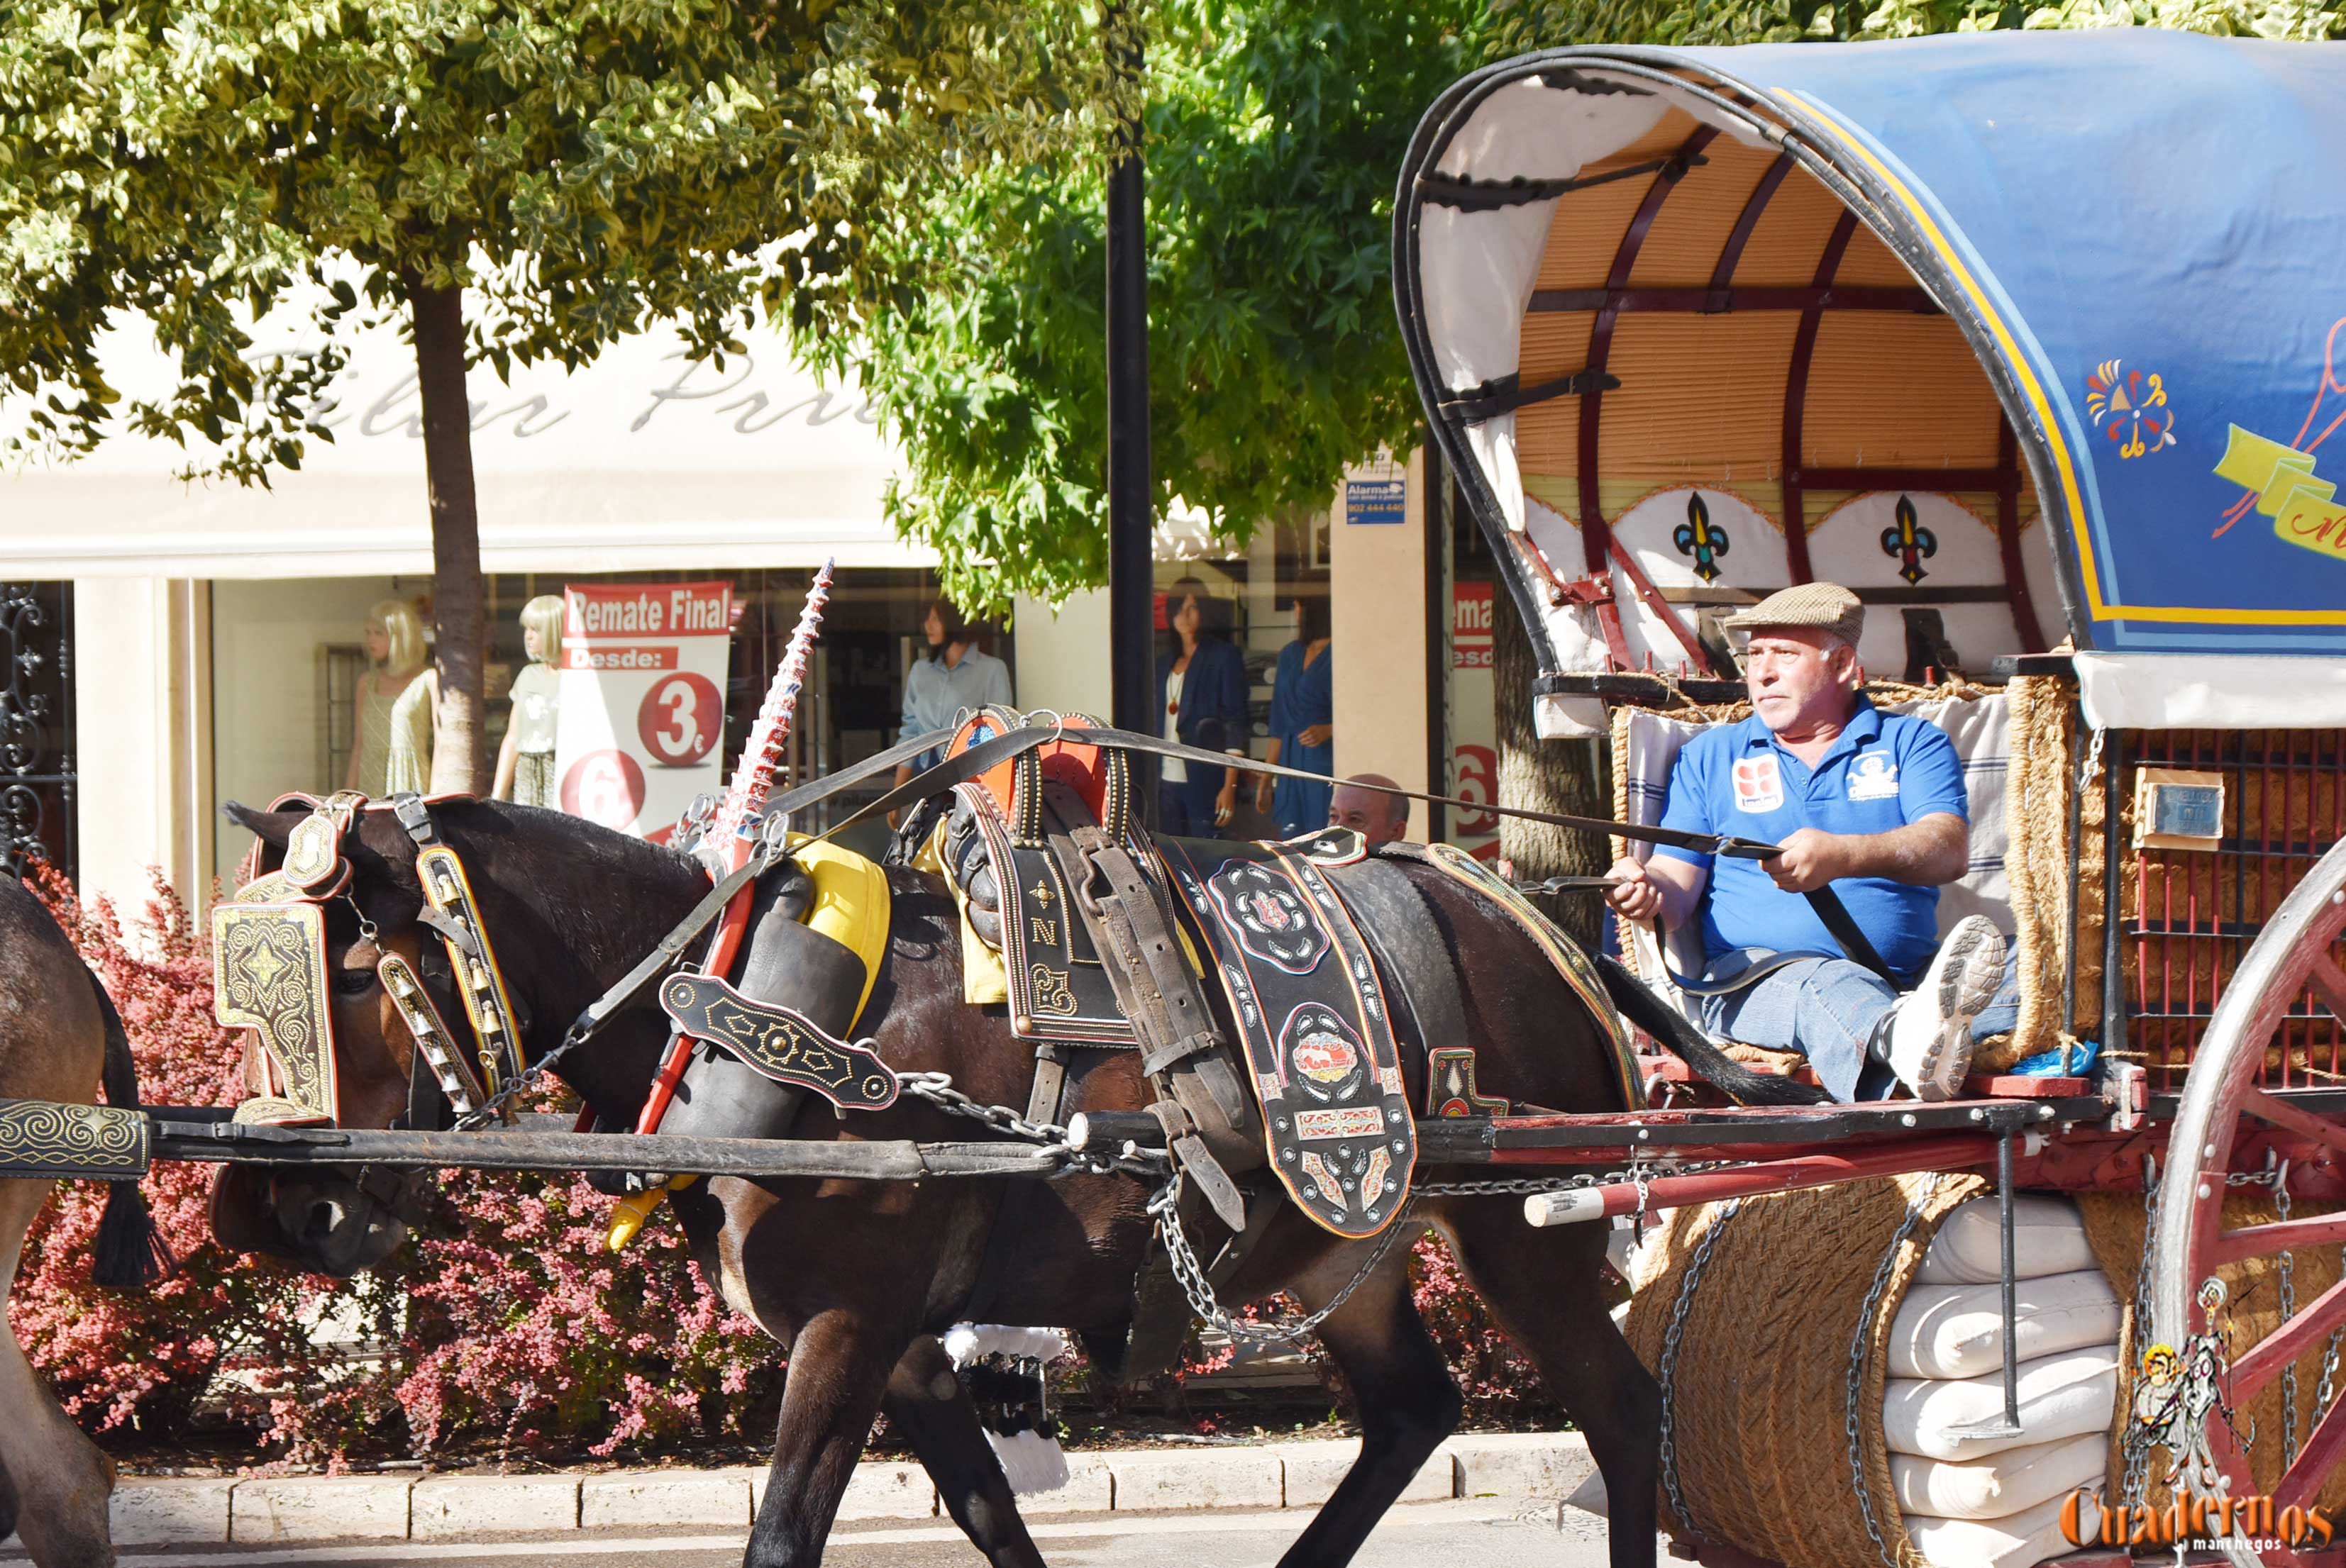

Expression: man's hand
xmin=1604 ymin=856 xmax=1666 ymax=921
xmin=1764 ymin=828 xmax=1850 ymax=894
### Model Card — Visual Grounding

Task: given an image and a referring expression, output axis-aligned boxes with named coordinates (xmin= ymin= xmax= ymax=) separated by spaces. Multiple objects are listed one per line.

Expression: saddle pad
xmin=1377 ymin=840 xmax=1644 ymax=1112
xmin=1161 ymin=837 xmax=1415 ymax=1240
xmin=957 ymin=782 xmax=1137 ymax=1047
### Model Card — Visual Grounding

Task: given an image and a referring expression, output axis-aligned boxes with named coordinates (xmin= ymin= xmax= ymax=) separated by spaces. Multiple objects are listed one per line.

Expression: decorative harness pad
xmin=212 ymin=899 xmax=340 ymax=1125
xmin=944 ymin=708 xmax=1147 ymax=1050
xmin=1162 ymin=836 xmax=1416 ymax=1240
xmin=658 ymin=972 xmax=900 ymax=1112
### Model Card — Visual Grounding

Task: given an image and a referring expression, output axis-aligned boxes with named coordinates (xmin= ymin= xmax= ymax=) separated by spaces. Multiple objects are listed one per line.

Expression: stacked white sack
xmin=1886 ymin=1195 xmax=2120 ymax=1568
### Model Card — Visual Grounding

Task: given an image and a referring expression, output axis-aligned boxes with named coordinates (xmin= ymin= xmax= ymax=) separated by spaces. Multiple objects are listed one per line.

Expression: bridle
xmin=216 ymin=789 xmax=529 ymax=1138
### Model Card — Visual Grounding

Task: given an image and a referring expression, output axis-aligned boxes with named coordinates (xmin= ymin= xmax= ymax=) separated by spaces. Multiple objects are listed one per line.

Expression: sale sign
xmin=553 ymin=582 xmax=734 ymax=841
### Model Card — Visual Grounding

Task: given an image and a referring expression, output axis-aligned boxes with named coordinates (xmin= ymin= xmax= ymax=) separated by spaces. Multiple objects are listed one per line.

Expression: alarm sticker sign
xmin=554 ymin=581 xmax=734 ymax=842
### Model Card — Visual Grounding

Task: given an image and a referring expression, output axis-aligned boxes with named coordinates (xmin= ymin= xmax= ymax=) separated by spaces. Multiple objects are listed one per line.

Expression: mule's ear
xmin=221 ymin=801 xmax=295 ymax=847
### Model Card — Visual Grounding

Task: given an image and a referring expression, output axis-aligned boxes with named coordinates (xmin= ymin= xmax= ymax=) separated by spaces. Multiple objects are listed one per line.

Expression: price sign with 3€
xmin=553 ymin=582 xmax=734 ymax=842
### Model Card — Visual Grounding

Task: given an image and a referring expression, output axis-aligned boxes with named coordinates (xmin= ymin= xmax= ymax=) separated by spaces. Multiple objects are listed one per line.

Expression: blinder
xmin=215 ymin=790 xmax=524 ymax=1132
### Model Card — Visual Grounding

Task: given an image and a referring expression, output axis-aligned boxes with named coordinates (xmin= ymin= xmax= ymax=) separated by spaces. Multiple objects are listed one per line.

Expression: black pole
xmin=1105 ymin=18 xmax=1156 ymax=807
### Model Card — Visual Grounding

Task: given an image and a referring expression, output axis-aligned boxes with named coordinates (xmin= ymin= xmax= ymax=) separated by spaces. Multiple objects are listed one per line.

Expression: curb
xmin=101 ymin=1432 xmax=1592 ymax=1545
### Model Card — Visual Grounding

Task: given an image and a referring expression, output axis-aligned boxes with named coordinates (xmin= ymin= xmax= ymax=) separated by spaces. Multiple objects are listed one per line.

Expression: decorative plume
xmin=701 ymin=560 xmax=833 ymax=875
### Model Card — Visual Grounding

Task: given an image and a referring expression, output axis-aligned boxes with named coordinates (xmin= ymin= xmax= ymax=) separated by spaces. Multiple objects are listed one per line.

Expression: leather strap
xmin=1333 ymin=858 xmax=1468 ymax=1070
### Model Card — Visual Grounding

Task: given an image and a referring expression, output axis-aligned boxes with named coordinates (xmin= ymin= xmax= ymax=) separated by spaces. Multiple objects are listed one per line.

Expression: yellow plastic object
xmin=605 ymin=1174 xmax=699 ymax=1252
xmin=788 ymin=835 xmax=891 ymax=1030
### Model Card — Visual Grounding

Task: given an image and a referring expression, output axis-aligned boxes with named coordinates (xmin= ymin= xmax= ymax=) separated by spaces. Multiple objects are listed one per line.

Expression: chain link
xmin=2278 ymin=1162 xmax=2299 ymax=1469
xmin=1658 ymin=1196 xmax=1742 ymax=1545
xmin=1148 ymin=1174 xmax=1416 ymax=1346
xmin=894 ymin=1071 xmax=1161 ymax=1177
xmin=2078 ymin=726 xmax=2109 ymax=792
xmin=1412 ymin=1160 xmax=1744 ymax=1200
xmin=1848 ymin=1181 xmax=1940 ymax=1568
xmin=2122 ymin=1154 xmax=2158 ymax=1509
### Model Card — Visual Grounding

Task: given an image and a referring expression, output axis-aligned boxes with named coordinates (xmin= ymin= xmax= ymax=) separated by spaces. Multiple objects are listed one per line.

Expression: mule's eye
xmin=332 ymin=968 xmax=379 ymax=998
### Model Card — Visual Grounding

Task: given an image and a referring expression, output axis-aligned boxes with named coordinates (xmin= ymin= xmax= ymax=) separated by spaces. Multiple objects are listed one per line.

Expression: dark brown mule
xmin=218 ymin=799 xmax=1676 ymax=1568
xmin=0 ymin=877 xmax=163 ymax=1568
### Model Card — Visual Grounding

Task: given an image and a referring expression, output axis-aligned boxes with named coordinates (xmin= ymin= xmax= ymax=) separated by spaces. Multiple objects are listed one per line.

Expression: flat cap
xmin=1722 ymin=581 xmax=1864 ymax=647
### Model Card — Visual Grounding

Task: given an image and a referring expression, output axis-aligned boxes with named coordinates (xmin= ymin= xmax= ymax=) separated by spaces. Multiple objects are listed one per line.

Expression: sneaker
xmin=1886 ymin=916 xmax=2007 ymax=1101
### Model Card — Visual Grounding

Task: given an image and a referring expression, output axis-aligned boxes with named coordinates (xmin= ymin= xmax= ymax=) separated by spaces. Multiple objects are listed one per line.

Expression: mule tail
xmin=92 ymin=976 xmax=172 ymax=1289
xmin=1596 ymin=954 xmax=1828 ymax=1108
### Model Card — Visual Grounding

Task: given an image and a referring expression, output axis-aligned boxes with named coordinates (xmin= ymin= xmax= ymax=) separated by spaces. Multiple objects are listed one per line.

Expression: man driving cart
xmin=1605 ymin=582 xmax=2015 ymax=1102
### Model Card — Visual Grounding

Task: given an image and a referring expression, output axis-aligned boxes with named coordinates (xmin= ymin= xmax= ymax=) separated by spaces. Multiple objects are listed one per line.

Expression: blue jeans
xmin=1700 ymin=949 xmax=2021 ymax=1102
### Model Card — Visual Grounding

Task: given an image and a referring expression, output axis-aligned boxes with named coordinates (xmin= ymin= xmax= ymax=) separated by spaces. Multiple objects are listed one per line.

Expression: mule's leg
xmin=1441 ymin=1205 xmax=1659 ymax=1568
xmin=746 ymin=1309 xmax=910 ymax=1568
xmin=880 ymin=1338 xmax=1046 ymax=1568
xmin=0 ymin=1178 xmax=116 ymax=1568
xmin=1270 ymin=1228 xmax=1463 ymax=1568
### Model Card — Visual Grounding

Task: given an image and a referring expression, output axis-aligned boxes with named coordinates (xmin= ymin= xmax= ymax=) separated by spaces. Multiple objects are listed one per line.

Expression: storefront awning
xmin=0 ymin=316 xmax=935 ymax=579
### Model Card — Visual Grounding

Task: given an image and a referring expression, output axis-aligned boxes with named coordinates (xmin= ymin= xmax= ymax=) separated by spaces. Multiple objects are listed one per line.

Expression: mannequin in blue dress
xmin=1256 ymin=594 xmax=1333 ymax=838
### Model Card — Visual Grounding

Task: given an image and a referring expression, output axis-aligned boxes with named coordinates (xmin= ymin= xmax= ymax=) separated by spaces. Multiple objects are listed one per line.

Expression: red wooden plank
xmin=2232 ymin=1269 xmax=2346 ymax=1401
xmin=2242 ymin=1086 xmax=2346 ymax=1162
xmin=2214 ymin=1209 xmax=2346 ymax=1267
xmin=2279 ymin=1381 xmax=2346 ymax=1514
xmin=2310 ymin=950 xmax=2346 ymax=1021
xmin=1780 ymin=210 xmax=1857 ymax=588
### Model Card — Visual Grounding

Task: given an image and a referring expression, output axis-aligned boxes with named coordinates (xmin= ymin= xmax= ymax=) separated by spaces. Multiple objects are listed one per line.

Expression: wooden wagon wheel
xmin=2148 ymin=834 xmax=2346 ymax=1564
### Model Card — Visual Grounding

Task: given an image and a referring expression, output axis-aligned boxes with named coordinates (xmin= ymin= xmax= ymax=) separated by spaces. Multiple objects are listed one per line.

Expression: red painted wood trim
xmin=1996 ymin=419 xmax=2049 ymax=652
xmin=1581 ymin=129 xmax=1719 ymax=672
xmin=1781 ymin=209 xmax=1858 ymax=587
xmin=1705 ymin=152 xmax=1795 ymax=299
xmin=2279 ymin=1392 xmax=2346 ymax=1513
xmin=2232 ymin=1267 xmax=2346 ymax=1401
xmin=1608 ymin=537 xmax=1710 ymax=671
xmin=1529 ymin=284 xmax=1936 ymax=314
xmin=2213 ymin=1208 xmax=2346 ymax=1267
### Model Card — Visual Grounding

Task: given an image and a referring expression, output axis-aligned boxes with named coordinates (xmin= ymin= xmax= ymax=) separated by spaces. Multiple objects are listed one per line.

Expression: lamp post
xmin=1105 ymin=18 xmax=1155 ymax=813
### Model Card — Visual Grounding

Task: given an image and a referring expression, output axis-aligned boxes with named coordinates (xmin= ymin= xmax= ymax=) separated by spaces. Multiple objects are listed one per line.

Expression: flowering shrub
xmin=9 ymin=872 xmax=1562 ymax=1464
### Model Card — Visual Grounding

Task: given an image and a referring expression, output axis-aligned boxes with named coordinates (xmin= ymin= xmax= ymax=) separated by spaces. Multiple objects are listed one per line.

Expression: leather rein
xmin=474 ymin=713 xmax=1891 ymax=1125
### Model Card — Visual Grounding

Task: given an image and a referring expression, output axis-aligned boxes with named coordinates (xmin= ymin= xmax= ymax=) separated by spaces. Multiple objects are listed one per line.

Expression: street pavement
xmin=25 ymin=1500 xmax=1652 ymax=1567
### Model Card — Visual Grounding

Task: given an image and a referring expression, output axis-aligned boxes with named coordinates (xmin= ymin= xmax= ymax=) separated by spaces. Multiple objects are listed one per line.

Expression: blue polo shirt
xmin=1651 ymin=696 xmax=1968 ymax=978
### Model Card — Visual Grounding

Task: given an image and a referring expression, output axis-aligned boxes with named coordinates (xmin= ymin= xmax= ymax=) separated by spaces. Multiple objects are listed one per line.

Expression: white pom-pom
xmin=986 ymin=1428 xmax=1072 ymax=1496
xmin=943 ymin=1323 xmax=1070 ymax=1368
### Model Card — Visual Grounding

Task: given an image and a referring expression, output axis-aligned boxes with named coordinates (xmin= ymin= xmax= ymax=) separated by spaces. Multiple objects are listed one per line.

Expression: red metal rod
xmin=1520 ymin=1133 xmax=1997 ymax=1223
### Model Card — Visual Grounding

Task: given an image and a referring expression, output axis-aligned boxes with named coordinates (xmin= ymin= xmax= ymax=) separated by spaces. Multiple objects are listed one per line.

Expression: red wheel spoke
xmin=2313 ymin=950 xmax=2346 ymax=1022
xmin=2241 ymin=1085 xmax=2346 ymax=1161
xmin=2215 ymin=1211 xmax=2346 ymax=1267
xmin=2232 ymin=1270 xmax=2346 ymax=1401
xmin=2279 ymin=1388 xmax=2346 ymax=1513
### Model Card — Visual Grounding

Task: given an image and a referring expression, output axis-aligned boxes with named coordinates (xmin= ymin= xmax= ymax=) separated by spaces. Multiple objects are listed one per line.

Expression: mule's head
xmin=211 ymin=802 xmax=446 ymax=1276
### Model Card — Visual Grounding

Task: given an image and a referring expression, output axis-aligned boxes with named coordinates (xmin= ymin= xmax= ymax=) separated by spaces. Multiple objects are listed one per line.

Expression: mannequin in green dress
xmin=346 ymin=599 xmax=428 ymax=796
xmin=384 ymin=666 xmax=437 ymax=796
xmin=492 ymin=595 xmax=564 ymax=807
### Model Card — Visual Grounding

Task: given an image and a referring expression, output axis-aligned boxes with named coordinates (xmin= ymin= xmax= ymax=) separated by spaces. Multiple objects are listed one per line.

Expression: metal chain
xmin=1413 ymin=1160 xmax=1744 ymax=1199
xmin=2078 ymin=726 xmax=2109 ymax=791
xmin=1657 ymin=1196 xmax=1742 ymax=1546
xmin=1848 ymin=1181 xmax=1940 ymax=1568
xmin=1146 ymin=1175 xmax=1415 ymax=1346
xmin=894 ymin=1071 xmax=1159 ymax=1177
xmin=2278 ymin=1162 xmax=2300 ymax=1469
xmin=2122 ymin=1154 xmax=2159 ymax=1508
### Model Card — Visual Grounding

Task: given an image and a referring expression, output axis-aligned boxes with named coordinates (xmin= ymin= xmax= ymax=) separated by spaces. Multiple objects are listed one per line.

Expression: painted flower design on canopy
xmin=2086 ymin=360 xmax=2177 ymax=459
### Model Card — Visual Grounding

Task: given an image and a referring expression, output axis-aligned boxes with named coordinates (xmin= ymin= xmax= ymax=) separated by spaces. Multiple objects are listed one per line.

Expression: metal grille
xmin=0 ymin=583 xmax=75 ymax=882
xmin=2123 ymin=728 xmax=2346 ymax=1092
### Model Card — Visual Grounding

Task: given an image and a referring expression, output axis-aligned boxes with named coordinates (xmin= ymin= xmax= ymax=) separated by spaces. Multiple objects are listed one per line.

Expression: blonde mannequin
xmin=384 ymin=666 xmax=438 ymax=795
xmin=347 ymin=599 xmax=428 ymax=796
xmin=493 ymin=596 xmax=564 ymax=806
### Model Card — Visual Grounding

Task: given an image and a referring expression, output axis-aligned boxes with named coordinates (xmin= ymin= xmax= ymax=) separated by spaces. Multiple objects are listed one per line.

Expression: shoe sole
xmin=1913 ymin=921 xmax=2005 ymax=1101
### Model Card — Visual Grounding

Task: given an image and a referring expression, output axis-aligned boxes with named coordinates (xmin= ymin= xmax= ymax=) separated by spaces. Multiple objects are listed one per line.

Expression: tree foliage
xmin=818 ymin=0 xmax=1488 ymax=613
xmin=1 ymin=0 xmax=1137 ymax=784
xmin=1488 ymin=0 xmax=2343 ymax=51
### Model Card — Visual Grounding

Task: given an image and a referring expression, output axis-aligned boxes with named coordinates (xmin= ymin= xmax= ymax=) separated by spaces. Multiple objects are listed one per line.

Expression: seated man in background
xmin=1603 ymin=582 xmax=2015 ymax=1101
xmin=1328 ymin=773 xmax=1409 ymax=847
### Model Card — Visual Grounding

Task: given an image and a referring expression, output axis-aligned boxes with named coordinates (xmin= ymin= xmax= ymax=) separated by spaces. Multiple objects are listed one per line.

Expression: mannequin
xmin=347 ymin=599 xmax=428 ymax=796
xmin=493 ymin=596 xmax=564 ymax=806
xmin=384 ymin=664 xmax=438 ymax=796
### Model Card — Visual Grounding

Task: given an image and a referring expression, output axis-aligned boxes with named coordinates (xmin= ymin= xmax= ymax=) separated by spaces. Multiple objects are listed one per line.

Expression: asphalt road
xmin=64 ymin=1500 xmax=1654 ymax=1567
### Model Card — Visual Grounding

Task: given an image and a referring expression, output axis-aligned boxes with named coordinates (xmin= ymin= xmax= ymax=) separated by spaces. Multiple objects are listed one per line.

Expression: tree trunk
xmin=406 ymin=277 xmax=487 ymax=796
xmin=1493 ymin=579 xmax=1608 ymax=950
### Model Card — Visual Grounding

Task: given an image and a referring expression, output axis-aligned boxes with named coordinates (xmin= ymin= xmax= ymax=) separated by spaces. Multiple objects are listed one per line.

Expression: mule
xmin=0 ymin=875 xmax=163 ymax=1568
xmin=216 ymin=797 xmax=1774 ymax=1568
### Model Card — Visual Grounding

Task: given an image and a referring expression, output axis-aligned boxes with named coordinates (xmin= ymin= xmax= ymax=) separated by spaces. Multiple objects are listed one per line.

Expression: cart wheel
xmin=2148 ymin=835 xmax=2346 ymax=1562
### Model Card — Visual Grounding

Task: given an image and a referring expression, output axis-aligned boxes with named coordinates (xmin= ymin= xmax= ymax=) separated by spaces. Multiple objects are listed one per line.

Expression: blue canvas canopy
xmin=1395 ymin=31 xmax=2346 ymax=732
